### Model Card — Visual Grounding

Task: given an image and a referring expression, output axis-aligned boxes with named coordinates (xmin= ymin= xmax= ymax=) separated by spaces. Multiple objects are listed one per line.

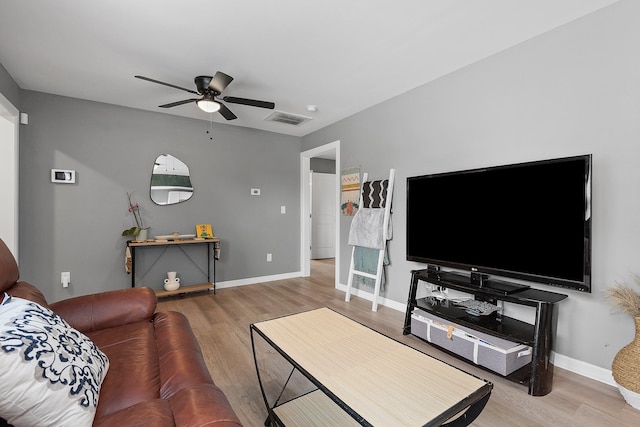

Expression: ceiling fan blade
xmin=135 ymin=75 xmax=199 ymax=95
xmin=223 ymin=96 xmax=275 ymax=109
xmin=158 ymin=99 xmax=198 ymax=108
xmin=218 ymin=102 xmax=237 ymax=120
xmin=208 ymin=71 xmax=234 ymax=93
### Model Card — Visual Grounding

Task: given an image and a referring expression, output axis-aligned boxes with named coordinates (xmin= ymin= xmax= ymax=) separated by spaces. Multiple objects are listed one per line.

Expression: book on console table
xmin=196 ymin=224 xmax=214 ymax=238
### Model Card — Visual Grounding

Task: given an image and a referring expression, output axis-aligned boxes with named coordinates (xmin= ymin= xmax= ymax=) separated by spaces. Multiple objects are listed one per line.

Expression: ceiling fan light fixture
xmin=197 ymin=97 xmax=221 ymax=113
xmin=136 ymin=72 xmax=273 ymax=120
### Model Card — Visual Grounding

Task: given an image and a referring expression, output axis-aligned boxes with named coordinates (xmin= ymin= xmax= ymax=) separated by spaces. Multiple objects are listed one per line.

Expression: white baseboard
xmin=216 ymin=271 xmax=302 ymax=289
xmin=336 ymin=283 xmax=406 ymax=312
xmin=551 ymin=352 xmax=615 ymax=386
xmin=337 ymin=283 xmax=616 ymax=387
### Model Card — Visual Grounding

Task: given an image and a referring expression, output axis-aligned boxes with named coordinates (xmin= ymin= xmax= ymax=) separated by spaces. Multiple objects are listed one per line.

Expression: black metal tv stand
xmin=403 ymin=268 xmax=568 ymax=396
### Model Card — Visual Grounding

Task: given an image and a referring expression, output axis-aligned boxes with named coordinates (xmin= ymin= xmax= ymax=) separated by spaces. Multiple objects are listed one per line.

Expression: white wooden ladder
xmin=345 ymin=168 xmax=395 ymax=312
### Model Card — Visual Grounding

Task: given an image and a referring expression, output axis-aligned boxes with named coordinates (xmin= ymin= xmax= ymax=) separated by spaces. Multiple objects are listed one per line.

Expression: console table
xmin=252 ymin=308 xmax=492 ymax=426
xmin=403 ymin=269 xmax=568 ymax=396
xmin=127 ymin=238 xmax=219 ymax=297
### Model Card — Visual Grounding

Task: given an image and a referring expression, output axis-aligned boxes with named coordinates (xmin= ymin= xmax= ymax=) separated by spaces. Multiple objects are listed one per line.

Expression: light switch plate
xmin=51 ymin=169 xmax=76 ymax=184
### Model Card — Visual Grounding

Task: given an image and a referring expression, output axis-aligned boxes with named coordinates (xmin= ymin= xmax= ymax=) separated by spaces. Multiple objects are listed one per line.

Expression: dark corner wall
xmin=0 ymin=62 xmax=19 ymax=107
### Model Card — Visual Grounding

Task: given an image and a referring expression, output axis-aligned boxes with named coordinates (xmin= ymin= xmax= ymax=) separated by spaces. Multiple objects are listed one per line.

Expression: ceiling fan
xmin=134 ymin=71 xmax=275 ymax=120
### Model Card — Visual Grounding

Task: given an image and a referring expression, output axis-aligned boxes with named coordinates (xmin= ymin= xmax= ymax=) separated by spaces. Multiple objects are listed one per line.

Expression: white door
xmin=311 ymin=172 xmax=335 ymax=259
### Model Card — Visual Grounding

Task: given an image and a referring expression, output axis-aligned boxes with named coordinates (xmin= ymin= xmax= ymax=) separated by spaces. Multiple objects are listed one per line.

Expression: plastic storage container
xmin=411 ymin=307 xmax=532 ymax=376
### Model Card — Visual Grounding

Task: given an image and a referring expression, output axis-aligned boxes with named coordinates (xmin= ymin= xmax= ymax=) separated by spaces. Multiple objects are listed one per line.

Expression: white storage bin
xmin=411 ymin=308 xmax=532 ymax=376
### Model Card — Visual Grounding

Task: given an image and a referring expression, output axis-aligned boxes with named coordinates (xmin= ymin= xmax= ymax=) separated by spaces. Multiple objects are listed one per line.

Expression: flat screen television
xmin=406 ymin=154 xmax=592 ymax=293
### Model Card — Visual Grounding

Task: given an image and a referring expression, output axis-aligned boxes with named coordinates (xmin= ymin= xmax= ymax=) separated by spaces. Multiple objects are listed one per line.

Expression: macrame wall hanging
xmin=340 ymin=166 xmax=360 ymax=216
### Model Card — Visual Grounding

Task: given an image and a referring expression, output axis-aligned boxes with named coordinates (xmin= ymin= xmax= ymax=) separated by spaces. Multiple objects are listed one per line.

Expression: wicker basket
xmin=612 ymin=316 xmax=640 ymax=409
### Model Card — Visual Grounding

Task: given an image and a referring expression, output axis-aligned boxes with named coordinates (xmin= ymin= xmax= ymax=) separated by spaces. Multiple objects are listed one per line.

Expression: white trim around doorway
xmin=300 ymin=141 xmax=340 ymax=289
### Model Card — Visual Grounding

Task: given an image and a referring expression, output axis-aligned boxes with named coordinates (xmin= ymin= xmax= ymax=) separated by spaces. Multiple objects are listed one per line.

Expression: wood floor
xmin=158 ymin=259 xmax=640 ymax=426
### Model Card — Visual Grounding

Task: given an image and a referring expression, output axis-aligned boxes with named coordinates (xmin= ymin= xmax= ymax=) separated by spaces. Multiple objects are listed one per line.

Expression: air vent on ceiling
xmin=264 ymin=110 xmax=312 ymax=126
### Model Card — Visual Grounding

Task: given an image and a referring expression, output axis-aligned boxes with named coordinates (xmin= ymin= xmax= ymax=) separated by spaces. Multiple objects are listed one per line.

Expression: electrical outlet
xmin=280 ymin=205 xmax=286 ymax=214
xmin=267 ymin=253 xmax=272 ymax=262
xmin=61 ymin=271 xmax=70 ymax=288
xmin=251 ymin=188 xmax=261 ymax=196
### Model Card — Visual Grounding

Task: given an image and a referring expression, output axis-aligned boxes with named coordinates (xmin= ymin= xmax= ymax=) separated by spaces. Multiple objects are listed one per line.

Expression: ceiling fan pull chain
xmin=206 ymin=114 xmax=214 ymax=141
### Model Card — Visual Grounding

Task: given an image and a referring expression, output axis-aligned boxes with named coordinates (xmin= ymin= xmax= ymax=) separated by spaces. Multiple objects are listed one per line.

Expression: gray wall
xmin=19 ymin=91 xmax=301 ymax=302
xmin=303 ymin=1 xmax=637 ymax=370
xmin=310 ymin=158 xmax=336 ymax=174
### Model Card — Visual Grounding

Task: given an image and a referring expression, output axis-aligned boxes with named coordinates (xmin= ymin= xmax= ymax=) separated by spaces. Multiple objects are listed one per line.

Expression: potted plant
xmin=605 ymin=278 xmax=640 ymax=409
xmin=121 ymin=192 xmax=148 ymax=241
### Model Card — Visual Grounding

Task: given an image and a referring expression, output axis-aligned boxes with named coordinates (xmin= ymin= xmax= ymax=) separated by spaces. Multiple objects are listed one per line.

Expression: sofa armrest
xmin=6 ymin=281 xmax=50 ymax=308
xmin=49 ymin=287 xmax=157 ymax=333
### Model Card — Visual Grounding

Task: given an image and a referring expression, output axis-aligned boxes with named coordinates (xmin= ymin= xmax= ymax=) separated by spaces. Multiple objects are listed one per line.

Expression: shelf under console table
xmin=127 ymin=238 xmax=220 ymax=297
xmin=402 ymin=269 xmax=568 ymax=396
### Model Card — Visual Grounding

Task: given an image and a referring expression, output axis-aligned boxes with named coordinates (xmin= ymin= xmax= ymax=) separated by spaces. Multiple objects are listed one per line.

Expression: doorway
xmin=300 ymin=141 xmax=340 ymax=288
xmin=0 ymin=92 xmax=19 ymax=257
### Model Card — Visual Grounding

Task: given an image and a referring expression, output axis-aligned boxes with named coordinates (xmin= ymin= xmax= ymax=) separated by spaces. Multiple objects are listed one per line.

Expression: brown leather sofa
xmin=0 ymin=238 xmax=242 ymax=426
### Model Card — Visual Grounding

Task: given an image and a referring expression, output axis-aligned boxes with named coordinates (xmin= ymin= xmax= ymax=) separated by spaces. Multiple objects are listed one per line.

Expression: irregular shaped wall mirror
xmin=150 ymin=154 xmax=193 ymax=205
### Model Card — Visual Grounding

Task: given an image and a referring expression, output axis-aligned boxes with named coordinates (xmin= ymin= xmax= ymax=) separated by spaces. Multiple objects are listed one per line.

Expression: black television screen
xmin=406 ymin=154 xmax=592 ymax=292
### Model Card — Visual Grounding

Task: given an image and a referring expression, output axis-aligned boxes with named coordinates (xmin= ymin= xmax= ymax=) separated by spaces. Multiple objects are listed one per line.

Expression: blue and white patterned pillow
xmin=0 ymin=295 xmax=109 ymax=426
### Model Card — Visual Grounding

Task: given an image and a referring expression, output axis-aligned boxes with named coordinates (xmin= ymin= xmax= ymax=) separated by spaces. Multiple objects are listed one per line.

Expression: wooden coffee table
xmin=250 ymin=308 xmax=492 ymax=426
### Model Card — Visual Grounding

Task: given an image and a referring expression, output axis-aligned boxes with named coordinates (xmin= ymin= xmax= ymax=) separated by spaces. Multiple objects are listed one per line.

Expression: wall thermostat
xmin=51 ymin=169 xmax=76 ymax=184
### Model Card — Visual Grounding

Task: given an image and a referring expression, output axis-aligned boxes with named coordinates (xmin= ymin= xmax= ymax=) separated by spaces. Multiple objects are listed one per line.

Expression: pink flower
xmin=126 ymin=193 xmax=144 ymax=230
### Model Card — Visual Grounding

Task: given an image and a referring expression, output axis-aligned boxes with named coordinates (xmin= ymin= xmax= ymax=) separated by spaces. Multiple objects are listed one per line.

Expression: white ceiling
xmin=0 ymin=0 xmax=617 ymax=137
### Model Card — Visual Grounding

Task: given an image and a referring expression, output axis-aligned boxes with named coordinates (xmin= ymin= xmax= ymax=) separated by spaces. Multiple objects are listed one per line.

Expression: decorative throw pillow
xmin=0 ymin=294 xmax=109 ymax=426
xmin=361 ymin=179 xmax=389 ymax=208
